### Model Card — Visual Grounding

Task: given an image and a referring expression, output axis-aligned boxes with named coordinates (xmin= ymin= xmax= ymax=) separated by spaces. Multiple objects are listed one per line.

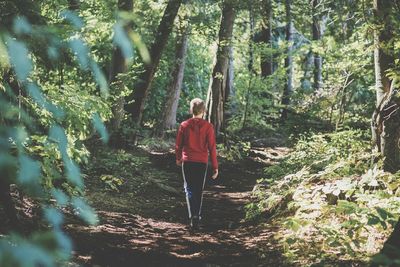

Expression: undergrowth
xmin=248 ymin=129 xmax=400 ymax=265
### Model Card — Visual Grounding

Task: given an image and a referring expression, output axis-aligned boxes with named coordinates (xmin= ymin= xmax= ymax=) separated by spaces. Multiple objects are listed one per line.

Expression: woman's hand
xmin=211 ymin=169 xmax=218 ymax=179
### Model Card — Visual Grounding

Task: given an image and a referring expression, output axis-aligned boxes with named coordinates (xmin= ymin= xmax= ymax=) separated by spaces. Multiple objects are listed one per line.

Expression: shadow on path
xmin=67 ymin=148 xmax=288 ymax=267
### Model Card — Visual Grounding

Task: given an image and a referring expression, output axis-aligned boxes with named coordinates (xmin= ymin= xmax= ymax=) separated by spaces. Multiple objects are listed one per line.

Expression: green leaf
xmin=8 ymin=127 xmax=28 ymax=149
xmin=51 ymin=189 xmax=69 ymax=207
xmin=69 ymin=38 xmax=89 ymax=69
xmin=113 ymin=23 xmax=134 ymax=63
xmin=376 ymin=207 xmax=390 ymax=220
xmin=26 ymin=83 xmax=64 ymax=118
xmin=367 ymin=215 xmax=380 ymax=226
xmin=129 ymin=31 xmax=150 ymax=64
xmin=13 ymin=17 xmax=32 ymax=35
xmin=18 ymin=155 xmax=41 ymax=184
xmin=60 ymin=10 xmax=84 ymax=29
xmin=0 ymin=37 xmax=10 ymax=68
xmin=49 ymin=125 xmax=68 ymax=158
xmin=92 ymin=113 xmax=109 ymax=143
xmin=65 ymin=160 xmax=83 ymax=188
xmin=54 ymin=230 xmax=72 ymax=260
xmin=44 ymin=208 xmax=63 ymax=227
xmin=71 ymin=197 xmax=98 ymax=225
xmin=6 ymin=37 xmax=32 ymax=82
xmin=90 ymin=61 xmax=109 ymax=97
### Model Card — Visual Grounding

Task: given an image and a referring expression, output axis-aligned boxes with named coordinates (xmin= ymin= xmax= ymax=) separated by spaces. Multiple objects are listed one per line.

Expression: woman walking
xmin=175 ymin=98 xmax=219 ymax=230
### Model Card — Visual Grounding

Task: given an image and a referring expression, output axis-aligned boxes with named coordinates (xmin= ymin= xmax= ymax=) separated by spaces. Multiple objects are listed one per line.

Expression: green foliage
xmin=217 ymin=139 xmax=251 ymax=161
xmin=0 ymin=4 xmax=122 ymax=264
xmin=250 ymin=130 xmax=400 ymax=264
xmin=100 ymin=175 xmax=124 ymax=192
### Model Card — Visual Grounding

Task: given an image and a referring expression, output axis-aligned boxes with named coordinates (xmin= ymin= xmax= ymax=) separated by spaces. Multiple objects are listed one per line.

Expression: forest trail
xmin=66 ymin=145 xmax=290 ymax=267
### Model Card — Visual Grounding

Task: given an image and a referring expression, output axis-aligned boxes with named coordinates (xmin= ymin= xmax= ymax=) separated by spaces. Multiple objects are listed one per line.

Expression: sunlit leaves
xmin=0 ymin=6 xmax=111 ymax=267
xmin=69 ymin=37 xmax=89 ymax=69
xmin=49 ymin=125 xmax=83 ymax=188
xmin=6 ymin=37 xmax=32 ymax=82
xmin=68 ymin=37 xmax=109 ymax=97
xmin=0 ymin=37 xmax=10 ymax=68
xmin=60 ymin=10 xmax=84 ymax=30
xmin=26 ymin=83 xmax=64 ymax=119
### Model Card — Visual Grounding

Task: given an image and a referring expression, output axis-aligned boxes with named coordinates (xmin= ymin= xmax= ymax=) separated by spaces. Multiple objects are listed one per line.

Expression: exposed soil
xmin=65 ymin=146 xmax=290 ymax=267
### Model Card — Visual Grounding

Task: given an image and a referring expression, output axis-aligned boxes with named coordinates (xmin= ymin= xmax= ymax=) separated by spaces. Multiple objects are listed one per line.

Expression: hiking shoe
xmin=190 ymin=216 xmax=199 ymax=230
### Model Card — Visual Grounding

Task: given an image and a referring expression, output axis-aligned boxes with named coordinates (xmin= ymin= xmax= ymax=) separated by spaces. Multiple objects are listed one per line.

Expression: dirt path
xmin=67 ymin=147 xmax=287 ymax=267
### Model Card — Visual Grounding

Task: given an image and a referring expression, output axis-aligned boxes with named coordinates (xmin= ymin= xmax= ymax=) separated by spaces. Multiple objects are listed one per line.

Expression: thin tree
xmin=155 ymin=20 xmax=189 ymax=137
xmin=109 ymin=0 xmax=133 ymax=130
xmin=125 ymin=0 xmax=182 ymax=128
xmin=243 ymin=1 xmax=256 ymax=129
xmin=280 ymin=0 xmax=294 ymax=120
xmin=261 ymin=0 xmax=273 ymax=77
xmin=205 ymin=0 xmax=235 ymax=136
xmin=312 ymin=0 xmax=323 ymax=91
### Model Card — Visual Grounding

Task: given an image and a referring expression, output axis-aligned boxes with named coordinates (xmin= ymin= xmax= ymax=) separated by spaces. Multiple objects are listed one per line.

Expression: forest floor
xmin=65 ymin=141 xmax=293 ymax=267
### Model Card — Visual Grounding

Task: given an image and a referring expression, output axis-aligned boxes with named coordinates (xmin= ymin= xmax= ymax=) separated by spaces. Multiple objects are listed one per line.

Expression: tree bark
xmin=371 ymin=0 xmax=397 ymax=172
xmin=300 ymin=50 xmax=314 ymax=91
xmin=260 ymin=0 xmax=273 ymax=77
xmin=205 ymin=0 xmax=235 ymax=136
xmin=373 ymin=0 xmax=393 ymax=106
xmin=243 ymin=3 xmax=255 ymax=129
xmin=312 ymin=0 xmax=323 ymax=92
xmin=280 ymin=0 xmax=293 ymax=121
xmin=225 ymin=45 xmax=235 ymax=105
xmin=109 ymin=0 xmax=134 ymax=131
xmin=155 ymin=22 xmax=189 ymax=137
xmin=68 ymin=0 xmax=80 ymax=11
xmin=125 ymin=0 xmax=182 ymax=129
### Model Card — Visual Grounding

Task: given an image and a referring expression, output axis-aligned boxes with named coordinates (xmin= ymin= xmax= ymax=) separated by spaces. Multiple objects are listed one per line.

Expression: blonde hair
xmin=190 ymin=98 xmax=205 ymax=115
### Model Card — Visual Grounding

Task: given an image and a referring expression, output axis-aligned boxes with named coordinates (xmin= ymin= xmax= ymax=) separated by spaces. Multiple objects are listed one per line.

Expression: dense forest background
xmin=1 ymin=0 xmax=400 ymax=266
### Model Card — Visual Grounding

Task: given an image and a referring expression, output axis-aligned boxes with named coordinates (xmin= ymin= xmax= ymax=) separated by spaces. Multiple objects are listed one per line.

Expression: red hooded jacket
xmin=175 ymin=118 xmax=218 ymax=170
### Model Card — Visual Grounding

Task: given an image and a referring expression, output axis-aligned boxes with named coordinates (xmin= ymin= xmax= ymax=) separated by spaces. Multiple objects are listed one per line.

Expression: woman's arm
xmin=207 ymin=125 xmax=218 ymax=177
xmin=175 ymin=125 xmax=184 ymax=165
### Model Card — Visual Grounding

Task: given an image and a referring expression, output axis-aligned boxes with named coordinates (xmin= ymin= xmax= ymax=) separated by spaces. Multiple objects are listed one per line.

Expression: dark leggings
xmin=182 ymin=161 xmax=208 ymax=219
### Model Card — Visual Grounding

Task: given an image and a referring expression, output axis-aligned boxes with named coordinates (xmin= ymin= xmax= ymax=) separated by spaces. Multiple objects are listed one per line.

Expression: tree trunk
xmin=280 ymin=0 xmax=293 ymax=121
xmin=68 ymin=0 xmax=80 ymax=11
xmin=109 ymin=0 xmax=133 ymax=131
xmin=371 ymin=0 xmax=397 ymax=172
xmin=300 ymin=50 xmax=314 ymax=91
xmin=225 ymin=45 xmax=235 ymax=105
xmin=224 ymin=45 xmax=235 ymax=125
xmin=155 ymin=23 xmax=189 ymax=137
xmin=205 ymin=0 xmax=235 ymax=136
xmin=260 ymin=0 xmax=273 ymax=77
xmin=312 ymin=0 xmax=323 ymax=92
xmin=243 ymin=3 xmax=255 ymax=129
xmin=125 ymin=0 xmax=182 ymax=130
xmin=373 ymin=0 xmax=392 ymax=106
